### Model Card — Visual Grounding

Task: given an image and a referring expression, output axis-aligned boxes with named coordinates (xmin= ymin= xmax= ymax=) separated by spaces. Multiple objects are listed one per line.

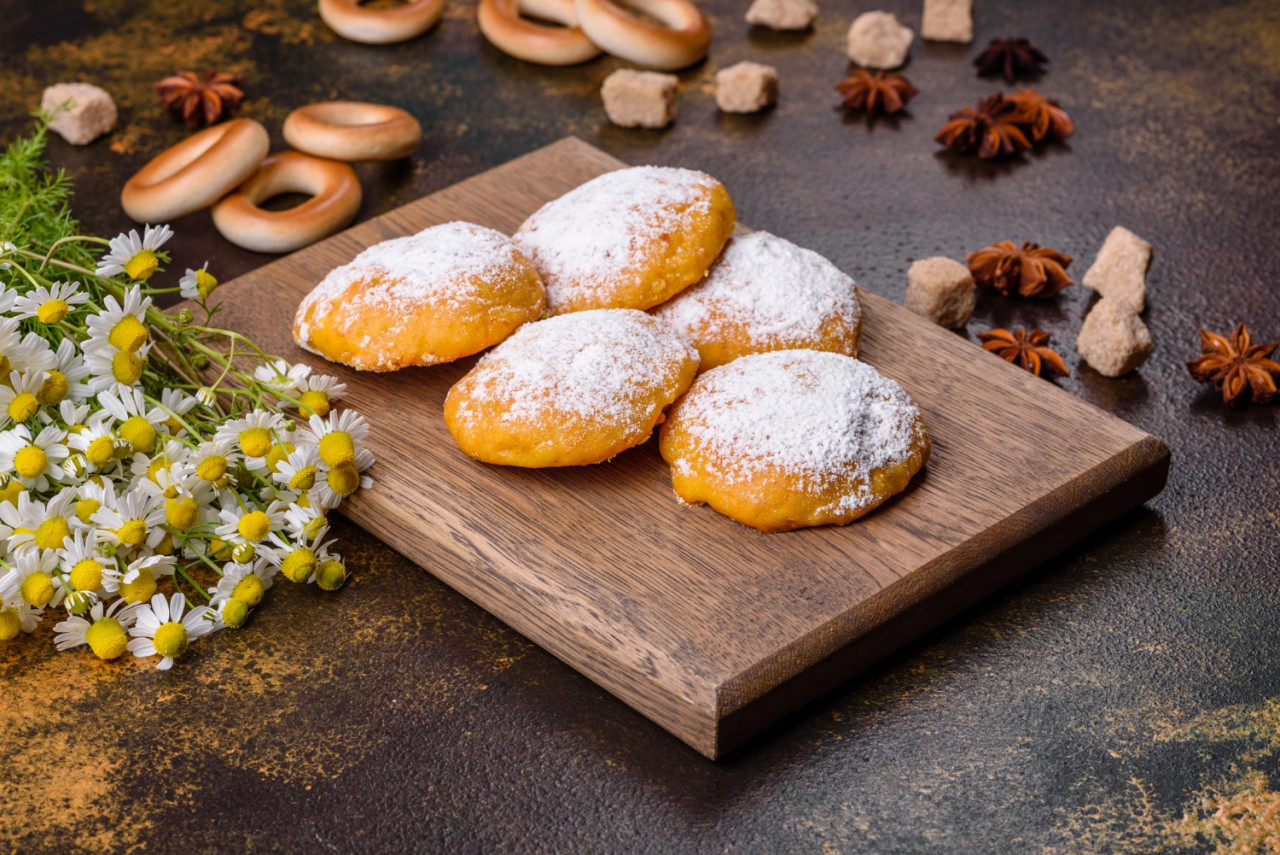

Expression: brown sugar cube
xmin=921 ymin=0 xmax=973 ymax=43
xmin=40 ymin=82 xmax=117 ymax=145
xmin=1082 ymin=225 xmax=1153 ymax=313
xmin=745 ymin=0 xmax=818 ymax=31
xmin=1076 ymin=298 xmax=1153 ymax=377
xmin=905 ymin=256 xmax=975 ymax=328
xmin=715 ymin=62 xmax=779 ymax=114
xmin=846 ymin=11 xmax=914 ymax=69
xmin=601 ymin=70 xmax=679 ymax=129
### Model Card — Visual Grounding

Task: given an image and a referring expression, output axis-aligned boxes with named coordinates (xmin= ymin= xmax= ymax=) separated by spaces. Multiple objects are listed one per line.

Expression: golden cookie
xmin=659 ymin=349 xmax=929 ymax=532
xmin=445 ymin=309 xmax=698 ymax=467
xmin=653 ymin=231 xmax=862 ymax=371
xmin=513 ymin=166 xmax=736 ymax=315
xmin=293 ymin=221 xmax=545 ymax=372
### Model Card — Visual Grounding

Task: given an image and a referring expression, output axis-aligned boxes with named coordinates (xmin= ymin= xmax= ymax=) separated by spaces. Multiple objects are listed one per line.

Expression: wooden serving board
xmin=214 ymin=138 xmax=1170 ymax=758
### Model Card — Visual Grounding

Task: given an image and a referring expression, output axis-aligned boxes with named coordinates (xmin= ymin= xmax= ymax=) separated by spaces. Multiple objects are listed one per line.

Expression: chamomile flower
xmin=0 ymin=317 xmax=54 ymax=377
xmin=72 ymin=478 xmax=115 ymax=530
xmin=67 ymin=413 xmax=125 ymax=473
xmin=53 ymin=598 xmax=139 ymax=658
xmin=213 ymin=410 xmax=285 ymax=465
xmin=95 ymin=224 xmax=172 ymax=281
xmin=158 ymin=388 xmax=199 ymax=435
xmin=253 ymin=359 xmax=311 ymax=396
xmin=294 ymin=373 xmax=347 ymax=418
xmin=272 ymin=445 xmax=321 ymax=494
xmin=178 ymin=263 xmax=218 ymax=301
xmin=0 ymin=487 xmax=77 ymax=553
xmin=306 ymin=411 xmax=371 ymax=468
xmin=84 ymin=338 xmax=152 ymax=393
xmin=5 ymin=549 xmax=65 ymax=608
xmin=92 ymin=489 xmax=166 ymax=550
xmin=214 ymin=500 xmax=287 ymax=547
xmin=127 ymin=591 xmax=216 ymax=670
xmin=55 ymin=399 xmax=93 ymax=431
xmin=283 ymin=502 xmax=329 ymax=541
xmin=0 ymin=286 xmax=17 ymax=314
xmin=40 ymin=338 xmax=92 ymax=406
xmin=313 ymin=447 xmax=374 ymax=510
xmin=190 ymin=441 xmax=236 ymax=486
xmin=0 ymin=370 xmax=53 ymax=424
xmin=0 ymin=586 xmax=43 ymax=639
xmin=86 ymin=286 xmax=153 ymax=350
xmin=12 ymin=281 xmax=90 ymax=325
xmin=0 ymin=424 xmax=70 ymax=490
xmin=59 ymin=529 xmax=109 ymax=597
xmin=102 ymin=554 xmax=174 ymax=603
xmin=268 ymin=524 xmax=334 ymax=584
xmin=209 ymin=558 xmax=276 ymax=607
xmin=97 ymin=386 xmax=167 ymax=454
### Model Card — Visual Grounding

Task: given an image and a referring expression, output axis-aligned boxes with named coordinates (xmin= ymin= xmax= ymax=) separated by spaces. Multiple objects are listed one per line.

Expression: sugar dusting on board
xmin=452 ymin=309 xmax=698 ymax=429
xmin=654 ymin=231 xmax=861 ymax=351
xmin=669 ymin=350 xmax=922 ymax=515
xmin=513 ymin=166 xmax=718 ymax=309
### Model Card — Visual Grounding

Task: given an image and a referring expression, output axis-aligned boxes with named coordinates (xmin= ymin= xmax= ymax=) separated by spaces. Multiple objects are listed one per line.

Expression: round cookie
xmin=653 ymin=231 xmax=862 ymax=371
xmin=513 ymin=166 xmax=736 ymax=315
xmin=445 ymin=309 xmax=698 ymax=467
xmin=659 ymin=350 xmax=929 ymax=532
xmin=293 ymin=221 xmax=545 ymax=372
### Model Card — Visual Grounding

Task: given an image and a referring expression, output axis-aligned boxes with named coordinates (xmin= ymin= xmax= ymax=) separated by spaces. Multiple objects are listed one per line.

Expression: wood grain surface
xmin=210 ymin=137 xmax=1170 ymax=758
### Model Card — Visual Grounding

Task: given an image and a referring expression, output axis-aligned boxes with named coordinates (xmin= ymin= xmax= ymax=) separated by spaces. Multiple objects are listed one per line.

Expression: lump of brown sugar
xmin=1076 ymin=298 xmax=1153 ymax=377
xmin=846 ymin=11 xmax=914 ymax=69
xmin=715 ymin=62 xmax=779 ymax=114
xmin=601 ymin=70 xmax=679 ymax=129
xmin=745 ymin=0 xmax=818 ymax=31
xmin=41 ymin=82 xmax=117 ymax=145
xmin=921 ymin=0 xmax=973 ymax=43
xmin=1082 ymin=225 xmax=1153 ymax=312
xmin=905 ymin=257 xmax=975 ymax=328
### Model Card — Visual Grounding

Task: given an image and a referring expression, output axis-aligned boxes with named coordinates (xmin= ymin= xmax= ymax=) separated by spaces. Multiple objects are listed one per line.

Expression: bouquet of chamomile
xmin=0 ymin=117 xmax=373 ymax=669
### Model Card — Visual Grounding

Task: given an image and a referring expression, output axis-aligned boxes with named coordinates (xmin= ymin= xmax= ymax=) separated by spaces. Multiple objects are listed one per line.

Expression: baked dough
xmin=659 ymin=349 xmax=929 ymax=531
xmin=514 ymin=166 xmax=735 ymax=315
xmin=293 ymin=222 xmax=545 ymax=371
xmin=653 ymin=231 xmax=862 ymax=370
xmin=444 ymin=309 xmax=698 ymax=467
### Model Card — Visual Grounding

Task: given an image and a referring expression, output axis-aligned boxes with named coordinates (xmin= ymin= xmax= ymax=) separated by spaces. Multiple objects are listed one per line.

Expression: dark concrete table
xmin=2 ymin=0 xmax=1278 ymax=851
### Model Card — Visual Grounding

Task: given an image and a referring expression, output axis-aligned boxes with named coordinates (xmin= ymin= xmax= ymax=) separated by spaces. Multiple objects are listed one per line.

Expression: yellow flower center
xmin=165 ymin=496 xmax=199 ymax=531
xmin=119 ymin=567 xmax=156 ymax=603
xmin=196 ymin=268 xmax=218 ymax=300
xmin=0 ymin=355 xmax=9 ymax=378
xmin=265 ymin=442 xmax=294 ymax=474
xmin=117 ymin=519 xmax=147 ymax=547
xmin=0 ymin=608 xmax=21 ymax=640
xmin=85 ymin=617 xmax=128 ymax=659
xmin=111 ymin=315 xmax=149 ymax=351
xmin=233 ymin=543 xmax=256 ymax=563
xmin=123 ymin=250 xmax=159 ymax=282
xmin=13 ymin=445 xmax=47 ymax=479
xmin=232 ymin=574 xmax=265 ymax=606
xmin=238 ymin=427 xmax=272 ymax=458
xmin=20 ymin=572 xmax=54 ymax=607
xmin=152 ymin=621 xmax=188 ymax=659
xmin=163 ymin=417 xmax=184 ymax=434
xmin=37 ymin=298 xmax=70 ymax=324
xmin=281 ymin=547 xmax=317 ymax=583
xmin=318 ymin=431 xmax=355 ymax=468
xmin=196 ymin=455 xmax=228 ymax=481
xmin=7 ymin=392 xmax=38 ymax=422
xmin=209 ymin=538 xmax=233 ymax=560
xmin=65 ymin=590 xmax=93 ymax=615
xmin=298 ymin=390 xmax=330 ymax=418
xmin=119 ymin=416 xmax=156 ymax=453
xmin=34 ymin=516 xmax=70 ymax=551
xmin=36 ymin=370 xmax=69 ymax=406
xmin=112 ymin=350 xmax=145 ymax=384
xmin=155 ymin=533 xmax=175 ymax=555
xmin=327 ymin=464 xmax=360 ymax=497
xmin=303 ymin=515 xmax=328 ymax=539
xmin=315 ymin=559 xmax=347 ymax=591
xmin=237 ymin=510 xmax=271 ymax=542
xmin=289 ymin=466 xmax=318 ymax=492
xmin=86 ymin=435 xmax=115 ymax=466
xmin=145 ymin=456 xmax=170 ymax=484
xmin=75 ymin=497 xmax=101 ymax=524
xmin=220 ymin=598 xmax=249 ymax=629
xmin=70 ymin=558 xmax=104 ymax=592
xmin=0 ymin=480 xmax=24 ymax=506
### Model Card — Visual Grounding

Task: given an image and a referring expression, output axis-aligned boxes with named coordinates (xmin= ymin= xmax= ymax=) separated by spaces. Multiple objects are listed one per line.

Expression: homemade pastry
xmin=444 ymin=309 xmax=698 ymax=467
xmin=653 ymin=231 xmax=861 ymax=370
xmin=283 ymin=102 xmax=422 ymax=161
xmin=514 ymin=166 xmax=735 ymax=315
xmin=293 ymin=222 xmax=546 ymax=371
xmin=478 ymin=0 xmax=603 ymax=65
xmin=211 ymin=152 xmax=362 ymax=254
xmin=574 ymin=0 xmax=711 ymax=70
xmin=659 ymin=350 xmax=929 ymax=531
xmin=318 ymin=0 xmax=443 ymax=43
xmin=120 ymin=118 xmax=268 ymax=222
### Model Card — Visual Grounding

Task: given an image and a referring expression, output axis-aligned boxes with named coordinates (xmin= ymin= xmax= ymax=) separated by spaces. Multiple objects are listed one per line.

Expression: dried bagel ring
xmin=478 ymin=0 xmax=603 ymax=65
xmin=318 ymin=0 xmax=444 ymax=44
xmin=120 ymin=118 xmax=269 ymax=223
xmin=574 ymin=0 xmax=710 ymax=70
xmin=211 ymin=152 xmax=362 ymax=254
xmin=283 ymin=102 xmax=422 ymax=162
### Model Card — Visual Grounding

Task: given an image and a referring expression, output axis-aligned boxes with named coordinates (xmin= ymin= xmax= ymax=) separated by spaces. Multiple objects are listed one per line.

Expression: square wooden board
xmin=213 ymin=138 xmax=1170 ymax=758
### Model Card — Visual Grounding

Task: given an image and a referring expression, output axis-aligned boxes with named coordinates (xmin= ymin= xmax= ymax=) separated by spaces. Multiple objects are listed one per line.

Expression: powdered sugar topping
xmin=654 ymin=231 xmax=860 ymax=352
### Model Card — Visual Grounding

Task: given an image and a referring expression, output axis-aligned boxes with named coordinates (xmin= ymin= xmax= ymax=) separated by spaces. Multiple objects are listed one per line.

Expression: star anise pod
xmin=835 ymin=70 xmax=918 ymax=115
xmin=966 ymin=240 xmax=1074 ymax=298
xmin=1186 ymin=323 xmax=1280 ymax=406
xmin=935 ymin=94 xmax=1032 ymax=159
xmin=155 ymin=70 xmax=245 ymax=128
xmin=1007 ymin=89 xmax=1074 ymax=142
xmin=978 ymin=328 xmax=1070 ymax=379
xmin=974 ymin=37 xmax=1048 ymax=83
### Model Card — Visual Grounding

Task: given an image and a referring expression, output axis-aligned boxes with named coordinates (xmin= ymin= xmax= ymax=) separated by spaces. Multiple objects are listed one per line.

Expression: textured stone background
xmin=1 ymin=0 xmax=1278 ymax=851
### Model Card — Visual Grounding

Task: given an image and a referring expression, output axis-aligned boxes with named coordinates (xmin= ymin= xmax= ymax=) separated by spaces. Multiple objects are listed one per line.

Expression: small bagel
xmin=574 ymin=0 xmax=710 ymax=70
xmin=283 ymin=102 xmax=422 ymax=161
xmin=478 ymin=0 xmax=603 ymax=65
xmin=120 ymin=118 xmax=269 ymax=223
xmin=318 ymin=0 xmax=444 ymax=44
xmin=211 ymin=152 xmax=362 ymax=254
